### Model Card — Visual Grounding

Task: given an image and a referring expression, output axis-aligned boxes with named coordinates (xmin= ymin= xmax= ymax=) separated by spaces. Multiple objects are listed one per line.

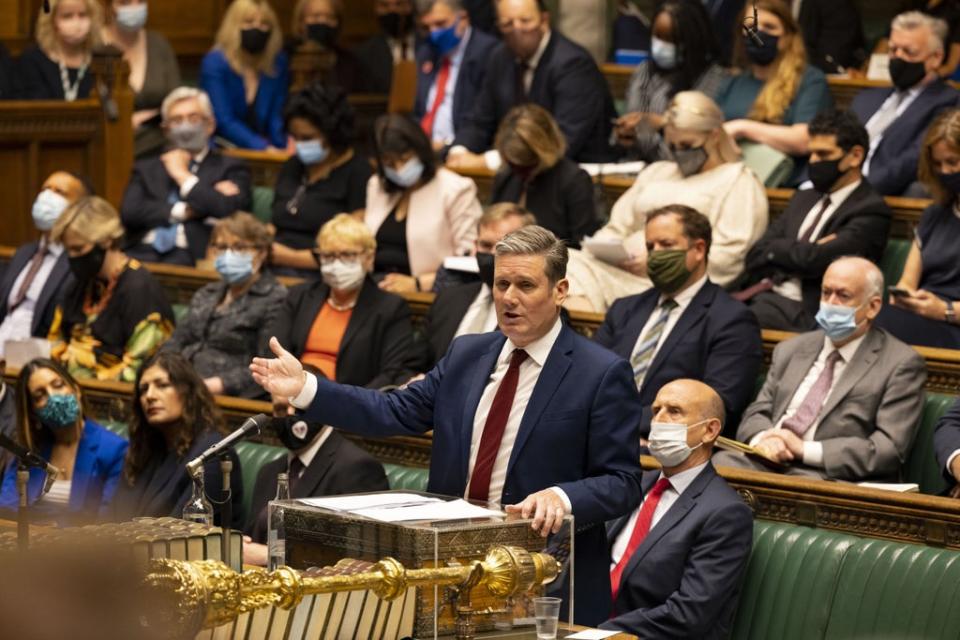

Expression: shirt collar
xmin=449 ymin=26 xmax=471 ymax=64
xmin=504 ymin=314 xmax=562 ymax=367
xmin=525 ymin=29 xmax=551 ymax=71
xmin=47 ymin=242 xmax=64 ymax=257
xmin=659 ymin=460 xmax=709 ymax=495
xmin=292 ymin=425 xmax=333 ymax=468
xmin=826 ymin=178 xmax=861 ymax=205
xmin=660 ymin=273 xmax=708 ymax=307
xmin=822 ymin=331 xmax=867 ymax=363
xmin=193 ymin=146 xmax=210 ymax=164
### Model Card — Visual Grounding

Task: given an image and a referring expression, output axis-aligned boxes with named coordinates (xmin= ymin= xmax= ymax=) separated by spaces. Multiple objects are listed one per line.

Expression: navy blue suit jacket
xmin=934 ymin=397 xmax=960 ymax=486
xmin=851 ymin=80 xmax=959 ymax=196
xmin=300 ymin=323 xmax=644 ymax=624
xmin=593 ymin=281 xmax=763 ymax=438
xmin=0 ymin=241 xmax=73 ymax=338
xmin=452 ymin=32 xmax=618 ymax=162
xmin=413 ymin=28 xmax=498 ymax=139
xmin=601 ymin=465 xmax=754 ymax=639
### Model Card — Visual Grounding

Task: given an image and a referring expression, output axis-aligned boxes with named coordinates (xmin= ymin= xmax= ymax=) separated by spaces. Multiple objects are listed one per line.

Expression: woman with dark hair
xmin=0 ymin=358 xmax=127 ymax=521
xmin=365 ymin=114 xmax=482 ymax=293
xmin=614 ymin=0 xmax=727 ymax=161
xmin=270 ymin=82 xmax=371 ymax=276
xmin=111 ymin=352 xmax=243 ymax=526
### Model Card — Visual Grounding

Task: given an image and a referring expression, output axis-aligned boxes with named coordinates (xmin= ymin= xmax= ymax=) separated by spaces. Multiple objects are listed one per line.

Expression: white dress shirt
xmin=609 ymin=461 xmax=709 ymax=570
xmin=291 ymin=316 xmax=569 ymax=509
xmin=630 ymin=274 xmax=708 ymax=381
xmin=41 ymin=479 xmax=72 ymax=506
xmin=752 ymin=333 xmax=867 ymax=466
xmin=773 ymin=180 xmax=862 ymax=302
xmin=0 ymin=242 xmax=63 ymax=355
xmin=289 ymin=425 xmax=334 ymax=478
xmin=863 ymin=85 xmax=923 ymax=176
xmin=424 ymin=27 xmax=472 ymax=146
xmin=454 ymin=284 xmax=498 ymax=338
xmin=389 ymin=33 xmax=416 ymax=63
xmin=142 ymin=146 xmax=209 ymax=250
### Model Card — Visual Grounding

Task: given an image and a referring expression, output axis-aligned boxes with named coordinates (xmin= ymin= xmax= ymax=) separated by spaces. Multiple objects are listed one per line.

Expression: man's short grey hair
xmin=892 ymin=11 xmax=948 ymax=54
xmin=831 ymin=256 xmax=884 ymax=300
xmin=416 ymin=0 xmax=463 ymax=14
xmin=161 ymin=87 xmax=214 ymax=123
xmin=495 ymin=225 xmax=568 ymax=283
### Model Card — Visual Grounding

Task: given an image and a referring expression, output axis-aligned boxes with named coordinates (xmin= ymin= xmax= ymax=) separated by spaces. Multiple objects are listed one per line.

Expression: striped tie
xmin=631 ymin=299 xmax=678 ymax=389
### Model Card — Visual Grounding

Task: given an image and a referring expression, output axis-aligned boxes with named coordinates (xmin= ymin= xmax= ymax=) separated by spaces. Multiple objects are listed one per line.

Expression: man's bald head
xmin=659 ymin=379 xmax=725 ymax=425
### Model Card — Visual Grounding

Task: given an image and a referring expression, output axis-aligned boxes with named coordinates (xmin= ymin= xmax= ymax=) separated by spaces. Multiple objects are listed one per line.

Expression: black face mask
xmin=938 ymin=170 xmax=960 ymax=194
xmin=808 ymin=157 xmax=844 ymax=193
xmin=306 ymin=23 xmax=338 ymax=47
xmin=378 ymin=12 xmax=410 ymax=38
xmin=476 ymin=252 xmax=495 ymax=289
xmin=888 ymin=57 xmax=928 ymax=91
xmin=744 ymin=31 xmax=779 ymax=66
xmin=271 ymin=416 xmax=325 ymax=451
xmin=509 ymin=162 xmax=537 ymax=181
xmin=240 ymin=28 xmax=271 ymax=54
xmin=670 ymin=146 xmax=708 ymax=177
xmin=68 ymin=245 xmax=106 ymax=283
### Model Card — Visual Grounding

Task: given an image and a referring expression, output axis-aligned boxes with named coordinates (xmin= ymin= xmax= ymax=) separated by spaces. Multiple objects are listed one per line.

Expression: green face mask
xmin=647 ymin=248 xmax=691 ymax=294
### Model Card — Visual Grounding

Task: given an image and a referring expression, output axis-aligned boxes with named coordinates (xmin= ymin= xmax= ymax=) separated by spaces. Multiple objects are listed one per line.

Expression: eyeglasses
xmin=312 ymin=249 xmax=364 ymax=263
xmin=209 ymin=243 xmax=258 ymax=253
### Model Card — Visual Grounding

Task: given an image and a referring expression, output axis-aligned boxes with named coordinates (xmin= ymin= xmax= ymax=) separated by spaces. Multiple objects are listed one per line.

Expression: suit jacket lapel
xmin=0 ymin=245 xmax=31 ymax=315
xmin=461 ymin=335 xmax=507 ymax=480
xmin=647 ymin=284 xmax=715 ymax=378
xmin=773 ymin=336 xmax=823 ymax=420
xmin=69 ymin=420 xmax=100 ymax=511
xmin=505 ymin=326 xmax=574 ymax=476
xmin=292 ymin=283 xmax=330 ymax=355
xmin=816 ymin=329 xmax=883 ymax=436
xmin=291 ymin=433 xmax=339 ymax=499
xmin=338 ymin=279 xmax=377 ymax=358
xmin=619 ymin=292 xmax=659 ymax=358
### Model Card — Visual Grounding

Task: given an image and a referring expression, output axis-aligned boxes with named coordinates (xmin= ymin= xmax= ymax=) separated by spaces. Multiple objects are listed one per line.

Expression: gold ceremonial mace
xmin=142 ymin=545 xmax=560 ymax=637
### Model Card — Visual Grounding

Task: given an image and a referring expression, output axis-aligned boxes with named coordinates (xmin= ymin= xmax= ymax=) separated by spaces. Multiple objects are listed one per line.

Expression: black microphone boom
xmin=185 ymin=414 xmax=269 ymax=478
xmin=743 ymin=0 xmax=764 ymax=47
xmin=0 ymin=431 xmax=60 ymax=494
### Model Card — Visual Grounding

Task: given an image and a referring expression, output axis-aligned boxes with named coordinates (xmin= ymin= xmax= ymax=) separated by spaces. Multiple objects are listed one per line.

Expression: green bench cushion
xmin=382 ymin=463 xmax=429 ymax=492
xmin=904 ymin=393 xmax=954 ymax=495
xmin=825 ymin=539 xmax=960 ymax=639
xmin=235 ymin=441 xmax=286 ymax=525
xmin=252 ymin=186 xmax=274 ymax=224
xmin=879 ymin=238 xmax=910 ymax=289
xmin=731 ymin=521 xmax=858 ymax=640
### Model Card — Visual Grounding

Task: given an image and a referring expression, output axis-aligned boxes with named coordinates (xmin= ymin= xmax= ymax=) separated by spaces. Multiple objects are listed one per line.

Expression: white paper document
xmin=856 ymin=482 xmax=919 ymax=493
xmin=579 ymin=161 xmax=647 ymax=177
xmin=565 ymin=630 xmax=620 ymax=639
xmin=353 ymin=498 xmax=504 ymax=523
xmin=583 ymin=236 xmax=630 ymax=265
xmin=298 ymin=493 xmax=441 ymax=512
xmin=443 ymin=255 xmax=479 ymax=273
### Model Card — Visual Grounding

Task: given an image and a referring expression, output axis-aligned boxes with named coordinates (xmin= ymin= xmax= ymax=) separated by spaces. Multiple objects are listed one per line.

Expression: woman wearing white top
xmin=365 ymin=114 xmax=482 ymax=294
xmin=565 ymin=91 xmax=769 ymax=313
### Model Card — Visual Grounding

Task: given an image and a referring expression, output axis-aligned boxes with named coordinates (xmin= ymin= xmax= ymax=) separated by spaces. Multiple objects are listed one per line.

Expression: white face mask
xmin=648 ymin=419 xmax=710 ymax=467
xmin=32 ymin=189 xmax=69 ymax=231
xmin=320 ymin=259 xmax=365 ymax=291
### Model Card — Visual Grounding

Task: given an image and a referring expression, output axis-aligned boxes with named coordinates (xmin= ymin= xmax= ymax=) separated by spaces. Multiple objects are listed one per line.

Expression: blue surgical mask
xmin=296 ymin=139 xmax=329 ymax=165
xmin=815 ymin=302 xmax=863 ymax=341
xmin=36 ymin=393 xmax=80 ymax=431
xmin=215 ymin=250 xmax=255 ymax=284
xmin=384 ymin=157 xmax=425 ymax=188
xmin=428 ymin=18 xmax=462 ymax=57
xmin=32 ymin=189 xmax=69 ymax=231
xmin=115 ymin=4 xmax=148 ymax=31
xmin=650 ymin=36 xmax=678 ymax=70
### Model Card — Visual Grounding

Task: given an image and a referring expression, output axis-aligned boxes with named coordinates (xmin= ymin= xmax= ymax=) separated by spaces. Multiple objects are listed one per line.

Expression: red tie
xmin=610 ymin=477 xmax=672 ymax=601
xmin=421 ymin=57 xmax=451 ymax=137
xmin=467 ymin=349 xmax=528 ymax=502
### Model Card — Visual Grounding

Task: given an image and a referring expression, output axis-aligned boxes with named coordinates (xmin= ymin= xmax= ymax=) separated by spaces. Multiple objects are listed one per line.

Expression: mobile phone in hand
xmin=888 ymin=287 xmax=912 ymax=298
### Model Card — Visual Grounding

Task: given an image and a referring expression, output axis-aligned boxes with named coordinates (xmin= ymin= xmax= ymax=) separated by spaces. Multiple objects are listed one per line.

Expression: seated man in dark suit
xmin=0 ymin=171 xmax=90 ymax=353
xmin=353 ymin=0 xmax=418 ymax=94
xmin=594 ymin=205 xmax=762 ymax=438
xmin=934 ymin=397 xmax=960 ymax=497
xmin=602 ymin=379 xmax=753 ymax=639
xmin=716 ymin=257 xmax=927 ymax=481
xmin=446 ymin=0 xmax=617 ymax=171
xmin=422 ymin=202 xmax=536 ymax=367
xmin=120 ymin=87 xmax=252 ymax=266
xmin=242 ymin=408 xmax=389 ymax=566
xmin=851 ymin=11 xmax=959 ymax=197
xmin=737 ymin=110 xmax=892 ymax=332
xmin=415 ymin=0 xmax=498 ymax=150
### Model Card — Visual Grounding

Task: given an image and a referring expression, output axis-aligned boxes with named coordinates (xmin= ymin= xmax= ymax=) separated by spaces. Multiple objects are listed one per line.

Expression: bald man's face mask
xmin=648 ymin=419 xmax=709 ymax=467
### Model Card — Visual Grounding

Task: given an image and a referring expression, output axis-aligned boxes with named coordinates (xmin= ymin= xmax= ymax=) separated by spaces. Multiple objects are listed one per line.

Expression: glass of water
xmin=533 ymin=596 xmax=562 ymax=640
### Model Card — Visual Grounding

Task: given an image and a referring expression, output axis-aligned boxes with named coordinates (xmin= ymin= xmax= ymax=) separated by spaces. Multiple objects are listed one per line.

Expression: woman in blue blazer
xmin=0 ymin=359 xmax=127 ymax=522
xmin=201 ymin=0 xmax=289 ymax=150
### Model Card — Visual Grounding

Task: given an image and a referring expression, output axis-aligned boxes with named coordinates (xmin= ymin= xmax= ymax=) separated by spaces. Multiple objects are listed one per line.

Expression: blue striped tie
xmin=631 ymin=298 xmax=678 ymax=389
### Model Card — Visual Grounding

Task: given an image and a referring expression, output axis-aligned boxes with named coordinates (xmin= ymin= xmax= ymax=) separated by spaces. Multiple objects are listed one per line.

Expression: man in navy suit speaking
xmin=251 ymin=225 xmax=643 ymax=624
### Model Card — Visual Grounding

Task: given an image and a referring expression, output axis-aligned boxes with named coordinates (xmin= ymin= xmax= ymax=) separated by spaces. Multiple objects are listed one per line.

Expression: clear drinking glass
xmin=533 ymin=596 xmax=562 ymax=640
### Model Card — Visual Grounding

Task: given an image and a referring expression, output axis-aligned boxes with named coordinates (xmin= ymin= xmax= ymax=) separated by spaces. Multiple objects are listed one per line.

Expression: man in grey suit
xmin=715 ymin=257 xmax=926 ymax=481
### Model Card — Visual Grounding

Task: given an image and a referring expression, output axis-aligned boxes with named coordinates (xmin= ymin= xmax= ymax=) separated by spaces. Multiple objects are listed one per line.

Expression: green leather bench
xmin=382 ymin=463 xmax=430 ymax=492
xmin=879 ymin=237 xmax=911 ymax=288
xmin=903 ymin=392 xmax=954 ymax=495
xmin=251 ymin=186 xmax=274 ymax=224
xmin=234 ymin=441 xmax=285 ymax=524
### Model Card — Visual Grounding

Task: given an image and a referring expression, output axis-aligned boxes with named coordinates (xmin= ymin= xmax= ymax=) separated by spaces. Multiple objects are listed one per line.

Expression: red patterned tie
xmin=467 ymin=349 xmax=528 ymax=502
xmin=610 ymin=477 xmax=672 ymax=601
xmin=420 ymin=57 xmax=451 ymax=137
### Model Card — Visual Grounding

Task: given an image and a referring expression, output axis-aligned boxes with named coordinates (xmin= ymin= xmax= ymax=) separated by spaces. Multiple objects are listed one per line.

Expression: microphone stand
xmin=220 ymin=455 xmax=233 ymax=569
xmin=17 ymin=464 xmax=29 ymax=551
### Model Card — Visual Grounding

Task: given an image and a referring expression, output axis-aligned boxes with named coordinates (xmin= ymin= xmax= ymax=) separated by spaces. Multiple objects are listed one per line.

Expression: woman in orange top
xmin=269 ymin=214 xmax=421 ymax=395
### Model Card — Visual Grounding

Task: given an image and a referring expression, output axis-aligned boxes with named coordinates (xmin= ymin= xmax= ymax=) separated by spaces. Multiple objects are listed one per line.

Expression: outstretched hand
xmin=250 ymin=337 xmax=306 ymax=399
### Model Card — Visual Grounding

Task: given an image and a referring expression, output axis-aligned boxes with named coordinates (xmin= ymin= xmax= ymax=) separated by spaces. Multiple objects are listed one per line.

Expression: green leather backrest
xmin=825 ymin=538 xmax=960 ymax=639
xmin=234 ymin=441 xmax=285 ymax=525
xmin=731 ymin=521 xmax=857 ymax=640
xmin=382 ymin=463 xmax=429 ymax=492
xmin=740 ymin=141 xmax=795 ymax=188
xmin=879 ymin=238 xmax=911 ymax=289
xmin=252 ymin=186 xmax=274 ymax=224
xmin=904 ymin=393 xmax=955 ymax=495
xmin=172 ymin=303 xmax=189 ymax=324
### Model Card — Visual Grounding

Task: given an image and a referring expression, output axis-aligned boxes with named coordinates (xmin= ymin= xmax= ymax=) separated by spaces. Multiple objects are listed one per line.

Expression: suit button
xmin=767 ymin=252 xmax=775 ymax=260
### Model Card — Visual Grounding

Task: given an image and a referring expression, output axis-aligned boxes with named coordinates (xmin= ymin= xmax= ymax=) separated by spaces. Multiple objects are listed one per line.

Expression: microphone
xmin=0 ymin=432 xmax=60 ymax=495
xmin=43 ymin=0 xmax=50 ymax=13
xmin=185 ymin=414 xmax=269 ymax=478
xmin=742 ymin=0 xmax=764 ymax=47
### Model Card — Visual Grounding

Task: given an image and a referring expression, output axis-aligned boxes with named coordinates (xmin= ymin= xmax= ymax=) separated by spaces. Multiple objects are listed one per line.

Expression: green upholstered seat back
xmin=825 ymin=539 xmax=960 ymax=639
xmin=740 ymin=141 xmax=795 ymax=187
xmin=731 ymin=521 xmax=857 ymax=640
xmin=382 ymin=463 xmax=429 ymax=492
xmin=234 ymin=441 xmax=285 ymax=525
xmin=172 ymin=303 xmax=189 ymax=324
xmin=252 ymin=186 xmax=274 ymax=224
xmin=879 ymin=238 xmax=911 ymax=289
xmin=904 ymin=393 xmax=954 ymax=495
